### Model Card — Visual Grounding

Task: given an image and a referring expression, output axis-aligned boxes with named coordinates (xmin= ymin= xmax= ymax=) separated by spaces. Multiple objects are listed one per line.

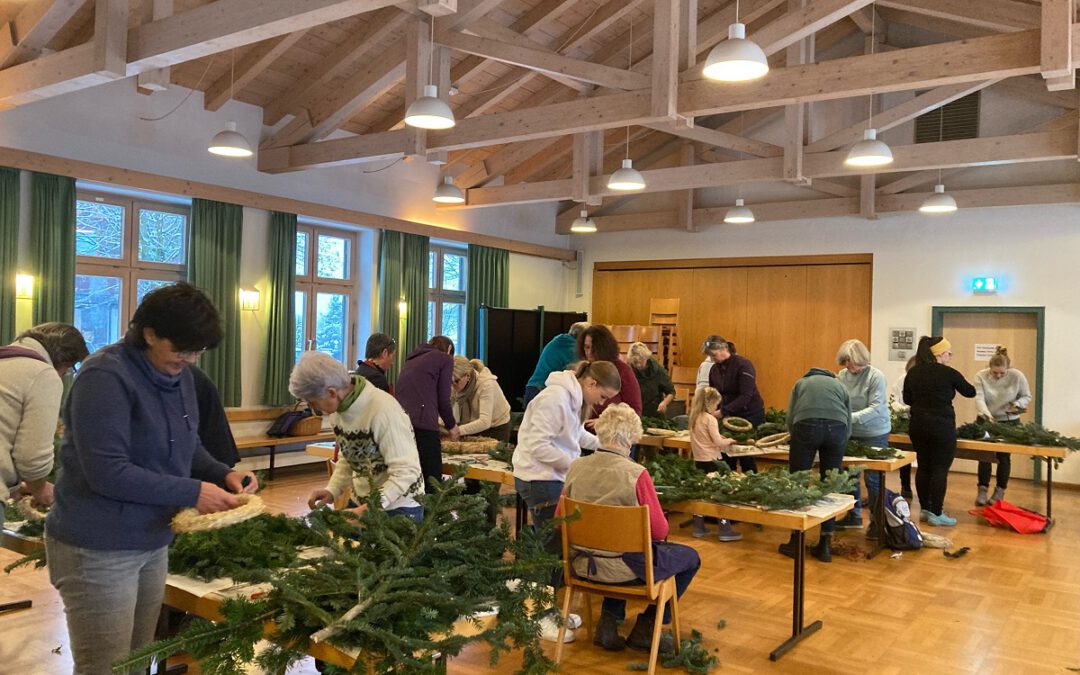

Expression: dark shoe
xmin=593 ymin=612 xmax=626 ymax=651
xmin=810 ymin=535 xmax=832 ymax=563
xmin=716 ymin=519 xmax=743 ymax=542
xmin=901 ymin=488 xmax=913 ymax=501
xmin=626 ymin=613 xmax=675 ymax=654
xmin=835 ymin=512 xmax=862 ymax=530
xmin=865 ymin=522 xmax=878 ymax=540
xmin=777 ymin=533 xmax=800 ymax=559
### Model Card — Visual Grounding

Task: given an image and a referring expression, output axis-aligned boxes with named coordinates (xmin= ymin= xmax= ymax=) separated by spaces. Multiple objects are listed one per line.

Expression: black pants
xmin=414 ymin=428 xmax=443 ymax=494
xmin=723 ymin=455 xmax=758 ymax=473
xmin=977 ymin=453 xmax=1011 ymax=489
xmin=788 ymin=419 xmax=849 ymax=535
xmin=899 ymin=464 xmax=912 ymax=492
xmin=909 ymin=415 xmax=956 ymax=515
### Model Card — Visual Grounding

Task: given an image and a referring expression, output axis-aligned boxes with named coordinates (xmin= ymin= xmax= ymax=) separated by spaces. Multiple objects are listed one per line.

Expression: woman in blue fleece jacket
xmin=45 ymin=283 xmax=257 ymax=675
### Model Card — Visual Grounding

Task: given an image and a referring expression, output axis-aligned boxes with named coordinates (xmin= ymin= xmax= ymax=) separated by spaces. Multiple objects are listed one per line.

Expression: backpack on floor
xmin=882 ymin=488 xmax=923 ymax=550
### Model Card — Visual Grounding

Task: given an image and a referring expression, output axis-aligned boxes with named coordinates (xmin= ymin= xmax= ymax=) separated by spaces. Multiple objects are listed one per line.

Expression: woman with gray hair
xmin=628 ymin=342 xmax=675 ymax=418
xmin=291 ymin=351 xmax=423 ymax=523
xmin=835 ymin=339 xmax=891 ymax=531
xmin=562 ymin=403 xmax=700 ymax=653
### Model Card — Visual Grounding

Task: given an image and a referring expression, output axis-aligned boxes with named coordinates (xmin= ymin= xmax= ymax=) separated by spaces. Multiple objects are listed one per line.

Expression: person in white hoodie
xmin=0 ymin=323 xmax=88 ymax=527
xmin=451 ymin=357 xmax=512 ymax=441
xmin=972 ymin=347 xmax=1032 ymax=506
xmin=290 ymin=351 xmax=424 ymax=523
xmin=513 ymin=359 xmax=621 ymax=643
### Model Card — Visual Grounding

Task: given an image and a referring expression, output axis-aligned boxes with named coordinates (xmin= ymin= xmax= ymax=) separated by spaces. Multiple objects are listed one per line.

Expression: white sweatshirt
xmin=890 ymin=373 xmax=909 ymax=415
xmin=513 ymin=370 xmax=599 ymax=482
xmin=0 ymin=338 xmax=62 ymax=502
xmin=696 ymin=358 xmax=712 ymax=391
xmin=974 ymin=368 xmax=1032 ymax=421
xmin=453 ymin=366 xmax=511 ymax=436
xmin=326 ymin=378 xmax=422 ymax=511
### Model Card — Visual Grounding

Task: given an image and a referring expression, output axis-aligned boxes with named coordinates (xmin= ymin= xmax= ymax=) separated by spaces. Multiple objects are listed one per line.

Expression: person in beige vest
xmin=562 ymin=404 xmax=701 ymax=654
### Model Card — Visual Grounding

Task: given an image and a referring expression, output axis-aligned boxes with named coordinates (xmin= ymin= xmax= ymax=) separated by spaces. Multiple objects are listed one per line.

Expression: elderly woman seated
xmin=289 ymin=351 xmax=424 ymax=523
xmin=562 ymin=404 xmax=700 ymax=653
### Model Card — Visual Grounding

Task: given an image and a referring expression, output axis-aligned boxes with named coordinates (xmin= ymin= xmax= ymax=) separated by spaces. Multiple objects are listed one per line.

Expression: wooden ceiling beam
xmin=204 ymin=31 xmax=308 ymax=112
xmin=875 ymin=6 xmax=992 ymax=41
xmin=875 ymin=0 xmax=1039 ymax=33
xmin=1042 ymin=0 xmax=1076 ymax=90
xmin=0 ymin=0 xmax=88 ymax=69
xmin=645 ymin=121 xmax=783 ymax=156
xmin=748 ymin=0 xmax=873 ymax=58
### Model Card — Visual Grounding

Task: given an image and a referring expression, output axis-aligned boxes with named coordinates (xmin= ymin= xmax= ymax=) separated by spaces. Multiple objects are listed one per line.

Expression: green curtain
xmin=262 ymin=211 xmax=297 ymax=405
xmin=402 ymin=232 xmax=429 ymax=354
xmin=188 ymin=198 xmax=243 ymax=406
xmin=377 ymin=229 xmax=403 ymax=376
xmin=466 ymin=244 xmax=509 ymax=358
xmin=31 ymin=173 xmax=75 ymax=324
xmin=0 ymin=168 xmax=19 ymax=343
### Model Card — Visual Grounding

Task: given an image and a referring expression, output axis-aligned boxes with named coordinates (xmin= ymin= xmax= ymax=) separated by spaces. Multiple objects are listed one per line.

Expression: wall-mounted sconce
xmin=15 ymin=274 xmax=33 ymax=299
xmin=239 ymin=288 xmax=261 ymax=311
xmin=397 ymin=299 xmax=408 ymax=315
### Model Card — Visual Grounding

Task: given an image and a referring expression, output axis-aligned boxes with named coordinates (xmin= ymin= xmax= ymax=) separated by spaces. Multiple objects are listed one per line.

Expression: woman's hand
xmin=349 ymin=503 xmax=369 ymax=517
xmin=308 ymin=489 xmax=334 ymax=510
xmin=446 ymin=426 xmax=462 ymax=440
xmin=224 ymin=471 xmax=259 ymax=494
xmin=196 ymin=482 xmax=241 ymax=514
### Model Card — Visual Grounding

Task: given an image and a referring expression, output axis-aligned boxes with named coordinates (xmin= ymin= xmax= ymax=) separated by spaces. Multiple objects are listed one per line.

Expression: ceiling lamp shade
xmin=208 ymin=121 xmax=253 ymax=157
xmin=724 ymin=198 xmax=755 ymax=224
xmin=919 ymin=183 xmax=958 ymax=214
xmin=570 ymin=210 xmax=597 ymax=233
xmin=702 ymin=23 xmax=769 ymax=82
xmin=432 ymin=176 xmax=465 ymax=204
xmin=607 ymin=158 xmax=646 ymax=191
xmin=844 ymin=128 xmax=893 ymax=167
xmin=405 ymin=84 xmax=455 ymax=130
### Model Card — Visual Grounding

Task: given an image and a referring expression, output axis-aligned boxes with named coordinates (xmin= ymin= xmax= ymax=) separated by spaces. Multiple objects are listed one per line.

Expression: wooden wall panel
xmin=686 ymin=267 xmax=749 ymax=369
xmin=744 ymin=267 xmax=809 ymax=410
xmin=803 ymin=264 xmax=873 ymax=370
xmin=592 ymin=269 xmax=694 ymax=327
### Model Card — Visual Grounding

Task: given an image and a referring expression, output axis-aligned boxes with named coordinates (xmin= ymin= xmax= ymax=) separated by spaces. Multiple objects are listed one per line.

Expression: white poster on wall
xmin=974 ymin=343 xmax=1000 ymax=361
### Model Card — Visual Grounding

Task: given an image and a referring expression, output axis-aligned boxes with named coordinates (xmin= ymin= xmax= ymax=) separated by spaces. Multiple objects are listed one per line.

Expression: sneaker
xmin=717 ymin=519 xmax=743 ymax=542
xmin=919 ymin=510 xmax=930 ymax=523
xmin=538 ymin=615 xmax=574 ymax=643
xmin=927 ymin=512 xmax=957 ymax=527
xmin=975 ymin=486 xmax=989 ymax=506
xmin=691 ymin=515 xmax=709 ymax=538
xmin=835 ymin=512 xmax=862 ymax=530
xmin=567 ymin=613 xmax=582 ymax=630
xmin=991 ymin=487 xmax=1005 ymax=503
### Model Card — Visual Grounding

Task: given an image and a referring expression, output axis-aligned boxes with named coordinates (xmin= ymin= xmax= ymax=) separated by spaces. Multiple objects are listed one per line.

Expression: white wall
xmin=567 ymin=204 xmax=1080 ymax=484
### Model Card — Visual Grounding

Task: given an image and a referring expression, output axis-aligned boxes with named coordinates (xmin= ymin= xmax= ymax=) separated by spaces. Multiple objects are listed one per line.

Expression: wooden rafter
xmin=875 ymin=0 xmax=1039 ymax=33
xmin=204 ymin=31 xmax=308 ymax=112
xmin=0 ymin=0 xmax=88 ymax=69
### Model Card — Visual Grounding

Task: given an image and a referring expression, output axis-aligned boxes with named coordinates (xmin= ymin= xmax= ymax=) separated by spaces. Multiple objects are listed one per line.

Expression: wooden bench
xmin=226 ymin=407 xmax=334 ymax=480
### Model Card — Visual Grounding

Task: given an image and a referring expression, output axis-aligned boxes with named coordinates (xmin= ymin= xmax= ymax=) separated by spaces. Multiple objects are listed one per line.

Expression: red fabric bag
xmin=969 ymin=499 xmax=1050 ymax=534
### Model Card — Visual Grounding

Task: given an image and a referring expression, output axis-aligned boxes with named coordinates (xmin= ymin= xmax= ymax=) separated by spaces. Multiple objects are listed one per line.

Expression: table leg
xmin=770 ymin=529 xmax=822 ymax=661
xmin=515 ymin=494 xmax=526 ymax=535
xmin=866 ymin=470 xmax=887 ymax=560
xmin=268 ymin=446 xmax=276 ymax=481
xmin=1046 ymin=457 xmax=1053 ymax=521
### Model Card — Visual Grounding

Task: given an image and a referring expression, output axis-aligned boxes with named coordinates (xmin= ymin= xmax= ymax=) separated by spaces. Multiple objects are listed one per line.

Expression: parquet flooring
xmin=3 ymin=466 xmax=1078 ymax=674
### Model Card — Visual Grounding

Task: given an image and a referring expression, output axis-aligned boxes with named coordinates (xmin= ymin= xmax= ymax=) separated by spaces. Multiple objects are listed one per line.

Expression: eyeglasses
xmin=174 ymin=347 xmax=207 ymax=359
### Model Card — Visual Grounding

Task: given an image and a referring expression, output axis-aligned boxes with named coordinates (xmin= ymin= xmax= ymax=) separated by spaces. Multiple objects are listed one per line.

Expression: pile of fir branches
xmin=753 ymin=422 xmax=787 ymax=440
xmin=2 ymin=498 xmax=45 ymax=537
xmin=114 ymin=471 xmax=561 ymax=675
xmin=764 ymin=408 xmax=787 ymax=426
xmin=640 ymin=416 xmax=681 ymax=432
xmin=486 ymin=441 xmax=514 ymax=468
xmin=957 ymin=419 xmax=1080 ymax=466
xmin=844 ymin=439 xmax=901 ymax=460
xmin=644 ymin=455 xmax=857 ymax=511
xmin=889 ymin=396 xmax=910 ymax=434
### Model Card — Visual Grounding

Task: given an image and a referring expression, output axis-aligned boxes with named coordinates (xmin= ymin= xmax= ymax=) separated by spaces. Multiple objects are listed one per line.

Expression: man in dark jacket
xmin=190 ymin=365 xmax=240 ymax=467
xmin=356 ymin=332 xmax=396 ymax=394
xmin=395 ymin=336 xmax=459 ymax=493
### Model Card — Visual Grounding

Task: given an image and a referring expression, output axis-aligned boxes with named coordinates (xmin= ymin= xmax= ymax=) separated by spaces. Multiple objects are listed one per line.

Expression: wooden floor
xmin=4 ymin=466 xmax=1079 ymax=674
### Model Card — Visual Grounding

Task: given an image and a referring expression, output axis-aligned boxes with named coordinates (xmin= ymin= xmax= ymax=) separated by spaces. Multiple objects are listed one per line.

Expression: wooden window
xmin=295 ymin=224 xmax=357 ymax=366
xmin=427 ymin=243 xmax=466 ymax=351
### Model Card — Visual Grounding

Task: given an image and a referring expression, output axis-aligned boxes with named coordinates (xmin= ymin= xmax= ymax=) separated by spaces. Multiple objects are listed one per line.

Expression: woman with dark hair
xmin=577 ymin=325 xmax=642 ymax=423
xmin=903 ymin=336 xmax=975 ymax=527
xmin=395 ymin=335 xmax=459 ymax=493
xmin=706 ymin=336 xmax=764 ymax=473
xmin=1 ymin=322 xmax=88 ymax=524
xmin=45 ymin=283 xmax=258 ymax=674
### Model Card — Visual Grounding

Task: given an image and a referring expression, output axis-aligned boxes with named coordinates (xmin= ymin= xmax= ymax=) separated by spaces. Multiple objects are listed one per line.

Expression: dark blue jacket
xmin=46 ymin=341 xmax=231 ymax=550
xmin=394 ymin=344 xmax=456 ymax=432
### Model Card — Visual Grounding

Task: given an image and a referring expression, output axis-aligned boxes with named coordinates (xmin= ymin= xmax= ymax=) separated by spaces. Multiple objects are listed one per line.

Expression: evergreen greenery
xmin=661 ymin=629 xmax=720 ymax=673
xmin=844 ymin=439 xmax=901 ymax=460
xmin=168 ymin=513 xmax=325 ymax=581
xmin=764 ymin=408 xmax=787 ymax=425
xmin=486 ymin=442 xmax=514 ymax=468
xmin=888 ymin=396 xmax=909 ymax=434
xmin=753 ymin=422 xmax=787 ymax=439
xmin=114 ymin=472 xmax=561 ymax=675
xmin=640 ymin=416 xmax=680 ymax=432
xmin=957 ymin=419 xmax=1080 ymax=451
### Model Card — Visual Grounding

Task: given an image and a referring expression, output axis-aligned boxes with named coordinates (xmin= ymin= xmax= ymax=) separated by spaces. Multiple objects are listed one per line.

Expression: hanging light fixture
xmin=608 ymin=18 xmax=646 ymax=191
xmin=919 ymin=98 xmax=957 ymax=214
xmin=570 ymin=210 xmax=597 ymax=233
xmin=208 ymin=51 xmax=253 ymax=158
xmin=703 ymin=1 xmax=769 ymax=82
xmin=432 ymin=176 xmax=465 ymax=203
xmin=404 ymin=18 xmax=455 ymax=130
xmin=724 ymin=198 xmax=755 ymax=224
xmin=844 ymin=3 xmax=892 ymax=168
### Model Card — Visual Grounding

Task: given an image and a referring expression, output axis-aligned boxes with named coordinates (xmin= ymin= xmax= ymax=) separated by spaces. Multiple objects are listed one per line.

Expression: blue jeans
xmin=789 ymin=419 xmax=849 ymax=535
xmin=514 ymin=478 xmax=565 ymax=593
xmin=851 ymin=432 xmax=891 ymax=516
xmin=46 ymin=535 xmax=168 ymax=675
xmin=386 ymin=505 xmax=424 ymax=523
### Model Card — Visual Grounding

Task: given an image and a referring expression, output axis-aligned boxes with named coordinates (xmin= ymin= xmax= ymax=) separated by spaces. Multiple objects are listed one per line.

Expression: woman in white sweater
xmin=290 ymin=351 xmax=424 ymax=522
xmin=513 ymin=359 xmax=621 ymax=643
xmin=973 ymin=347 xmax=1032 ymax=506
xmin=451 ymin=357 xmax=511 ymax=441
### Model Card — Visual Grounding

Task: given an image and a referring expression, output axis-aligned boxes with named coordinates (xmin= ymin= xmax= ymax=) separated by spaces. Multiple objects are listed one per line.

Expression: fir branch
xmin=845 ymin=439 xmax=901 ymax=459
xmin=640 ymin=416 xmax=680 ymax=431
xmin=764 ymin=407 xmax=787 ymax=425
xmin=3 ymin=546 xmax=46 ymax=573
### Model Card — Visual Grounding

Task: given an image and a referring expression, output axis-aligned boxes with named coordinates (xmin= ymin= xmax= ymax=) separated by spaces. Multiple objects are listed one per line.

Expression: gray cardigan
xmin=838 ymin=365 xmax=891 ymax=438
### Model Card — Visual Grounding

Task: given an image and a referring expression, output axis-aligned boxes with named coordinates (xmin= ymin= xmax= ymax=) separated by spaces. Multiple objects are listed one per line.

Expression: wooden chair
xmin=670 ymin=365 xmax=699 ymax=410
xmin=636 ymin=325 xmax=662 ymax=354
xmin=555 ymin=496 xmax=680 ymax=674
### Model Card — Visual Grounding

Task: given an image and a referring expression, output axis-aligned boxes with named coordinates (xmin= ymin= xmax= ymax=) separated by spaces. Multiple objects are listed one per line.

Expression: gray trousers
xmin=46 ymin=535 xmax=168 ymax=675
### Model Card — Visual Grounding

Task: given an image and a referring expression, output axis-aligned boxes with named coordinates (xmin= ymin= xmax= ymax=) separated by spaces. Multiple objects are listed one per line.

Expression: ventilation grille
xmin=915 ymin=92 xmax=980 ymax=143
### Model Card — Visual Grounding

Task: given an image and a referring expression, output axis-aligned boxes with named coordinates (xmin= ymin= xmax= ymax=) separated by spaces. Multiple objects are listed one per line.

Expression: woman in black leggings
xmin=903 ymin=336 xmax=975 ymax=527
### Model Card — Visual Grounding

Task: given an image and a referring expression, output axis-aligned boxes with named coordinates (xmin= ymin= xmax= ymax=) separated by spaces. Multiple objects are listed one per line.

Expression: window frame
xmin=295 ymin=223 xmax=358 ymax=366
xmin=427 ymin=243 xmax=467 ymax=347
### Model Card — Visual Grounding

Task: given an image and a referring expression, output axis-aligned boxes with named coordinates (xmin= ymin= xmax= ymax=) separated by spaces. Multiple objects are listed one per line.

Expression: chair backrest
xmin=609 ymin=324 xmax=637 ymax=343
xmin=649 ymin=298 xmax=680 ymax=325
xmin=560 ymin=495 xmax=655 ymax=590
xmin=670 ymin=365 xmax=699 ymax=409
xmin=636 ymin=325 xmax=662 ymax=345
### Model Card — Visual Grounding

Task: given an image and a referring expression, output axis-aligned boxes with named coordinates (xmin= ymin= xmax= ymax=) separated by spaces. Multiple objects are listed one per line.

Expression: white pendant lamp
xmin=570 ymin=210 xmax=597 ymax=233
xmin=844 ymin=127 xmax=893 ymax=167
xmin=724 ymin=198 xmax=755 ymax=224
xmin=405 ymin=19 xmax=455 ymax=130
xmin=703 ymin=22 xmax=769 ymax=82
xmin=608 ymin=18 xmax=645 ymax=192
xmin=919 ymin=183 xmax=957 ymax=214
xmin=432 ymin=176 xmax=465 ymax=204
xmin=208 ymin=121 xmax=253 ymax=157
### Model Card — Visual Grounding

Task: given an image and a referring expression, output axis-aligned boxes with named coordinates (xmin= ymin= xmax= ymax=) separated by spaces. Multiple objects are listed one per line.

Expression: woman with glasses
xmin=45 ymin=283 xmax=258 ymax=675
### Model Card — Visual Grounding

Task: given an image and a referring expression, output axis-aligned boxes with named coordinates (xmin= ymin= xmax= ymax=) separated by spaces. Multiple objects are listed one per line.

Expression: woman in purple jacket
xmin=707 ymin=338 xmax=765 ymax=473
xmin=395 ymin=335 xmax=460 ymax=493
